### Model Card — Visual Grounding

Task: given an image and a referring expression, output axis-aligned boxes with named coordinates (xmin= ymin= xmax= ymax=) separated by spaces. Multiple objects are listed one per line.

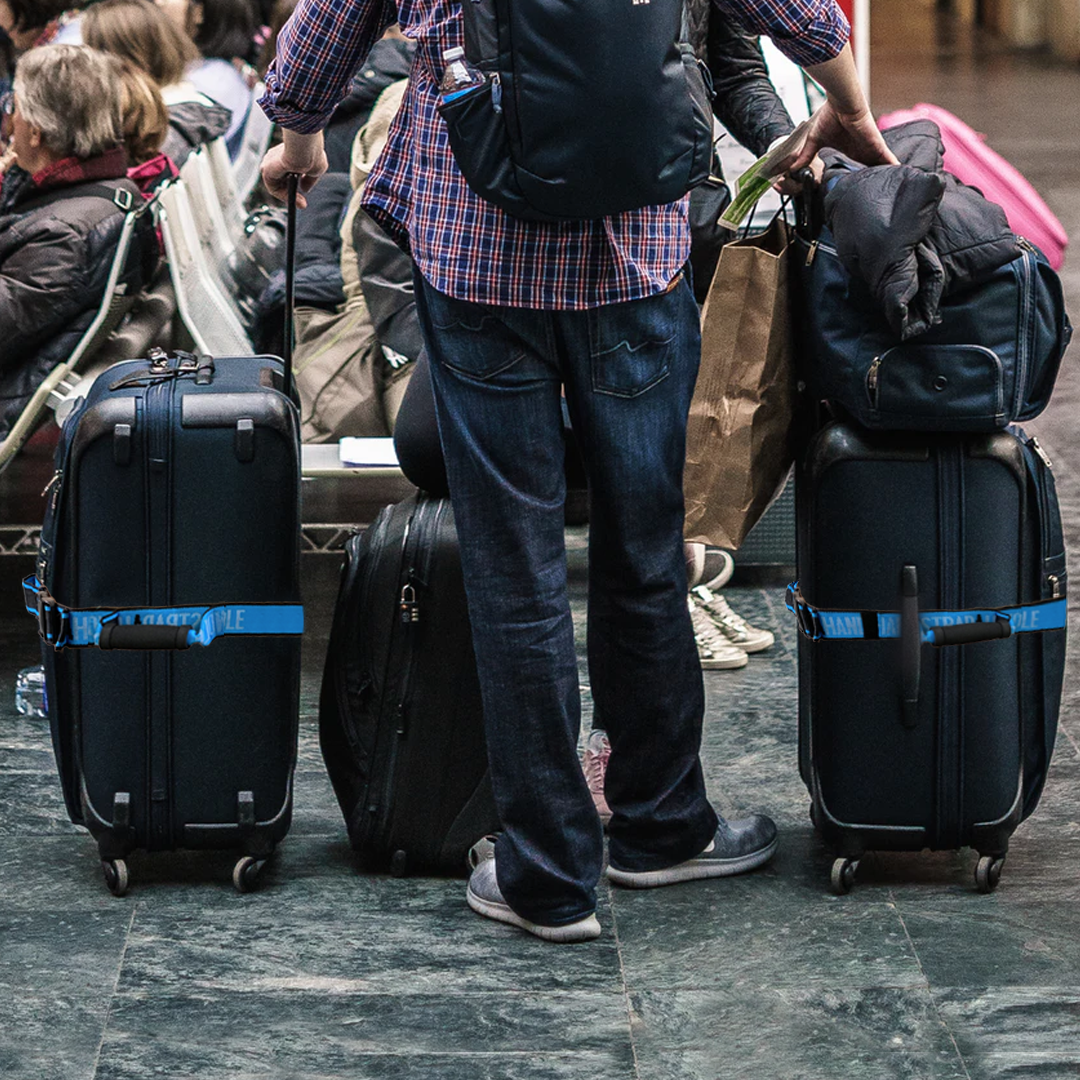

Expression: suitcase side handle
xmin=900 ymin=565 xmax=920 ymax=729
xmin=99 ymin=623 xmax=191 ymax=650
xmin=931 ymin=620 xmax=1012 ymax=647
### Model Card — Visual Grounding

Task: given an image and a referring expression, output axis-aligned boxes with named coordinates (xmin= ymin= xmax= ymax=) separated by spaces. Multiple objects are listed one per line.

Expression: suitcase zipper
xmin=376 ymin=497 xmax=443 ymax=855
xmin=145 ymin=374 xmax=174 ymax=849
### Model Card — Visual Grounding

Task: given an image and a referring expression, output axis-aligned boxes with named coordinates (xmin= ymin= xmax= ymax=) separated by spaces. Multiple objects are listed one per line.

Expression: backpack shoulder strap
xmin=14 ymin=182 xmax=136 ymax=219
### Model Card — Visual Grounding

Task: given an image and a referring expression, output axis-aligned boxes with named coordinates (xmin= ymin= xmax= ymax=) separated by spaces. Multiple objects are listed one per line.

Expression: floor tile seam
xmin=892 ymin=901 xmax=974 ymax=1080
xmin=607 ymin=883 xmax=643 ymax=1080
xmin=625 ymin=980 xmax=934 ymax=994
xmin=89 ymin=901 xmax=138 ymax=1080
xmin=101 ymin=988 xmax=631 ymax=999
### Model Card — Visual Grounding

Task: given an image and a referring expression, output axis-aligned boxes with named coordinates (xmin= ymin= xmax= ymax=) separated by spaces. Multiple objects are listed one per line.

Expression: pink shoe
xmin=583 ymin=729 xmax=612 ymax=827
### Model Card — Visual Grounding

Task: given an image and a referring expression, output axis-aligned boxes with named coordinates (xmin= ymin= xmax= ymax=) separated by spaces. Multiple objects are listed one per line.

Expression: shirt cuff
xmin=258 ymin=64 xmax=333 ymax=135
xmin=770 ymin=6 xmax=851 ymax=68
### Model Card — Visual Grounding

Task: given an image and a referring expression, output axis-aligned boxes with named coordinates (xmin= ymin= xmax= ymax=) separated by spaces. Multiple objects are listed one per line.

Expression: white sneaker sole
xmin=606 ymin=836 xmax=778 ymax=888
xmin=699 ymin=651 xmax=749 ymax=670
xmin=724 ymin=632 xmax=775 ymax=654
xmin=466 ymin=886 xmax=602 ymax=942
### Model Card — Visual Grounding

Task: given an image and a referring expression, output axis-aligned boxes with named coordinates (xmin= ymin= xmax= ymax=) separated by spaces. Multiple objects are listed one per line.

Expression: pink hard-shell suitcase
xmin=879 ymin=103 xmax=1068 ymax=270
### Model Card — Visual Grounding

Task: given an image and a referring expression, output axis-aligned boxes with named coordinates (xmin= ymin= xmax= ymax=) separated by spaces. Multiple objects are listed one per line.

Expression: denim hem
xmin=607 ymin=809 xmax=719 ymax=874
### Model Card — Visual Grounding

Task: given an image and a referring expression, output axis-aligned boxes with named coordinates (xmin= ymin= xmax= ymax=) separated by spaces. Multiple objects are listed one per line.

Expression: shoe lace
xmin=689 ymin=597 xmax=733 ymax=654
xmin=704 ymin=591 xmax=749 ymax=631
xmin=583 ymin=737 xmax=610 ymax=794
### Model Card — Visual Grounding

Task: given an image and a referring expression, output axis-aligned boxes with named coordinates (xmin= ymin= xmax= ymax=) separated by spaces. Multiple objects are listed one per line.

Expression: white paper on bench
xmin=338 ymin=437 xmax=400 ymax=467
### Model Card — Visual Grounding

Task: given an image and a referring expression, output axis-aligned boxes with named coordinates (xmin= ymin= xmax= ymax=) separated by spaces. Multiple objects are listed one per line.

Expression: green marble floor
xmin=3 ymin=2 xmax=1080 ymax=1077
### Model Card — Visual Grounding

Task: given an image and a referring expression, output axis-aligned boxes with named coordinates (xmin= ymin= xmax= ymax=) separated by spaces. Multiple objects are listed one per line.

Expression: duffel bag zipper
xmin=1014 ymin=241 xmax=1036 ymax=420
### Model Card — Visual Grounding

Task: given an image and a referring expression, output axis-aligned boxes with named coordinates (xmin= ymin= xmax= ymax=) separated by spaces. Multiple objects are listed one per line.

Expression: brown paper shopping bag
xmin=684 ymin=215 xmax=796 ymax=549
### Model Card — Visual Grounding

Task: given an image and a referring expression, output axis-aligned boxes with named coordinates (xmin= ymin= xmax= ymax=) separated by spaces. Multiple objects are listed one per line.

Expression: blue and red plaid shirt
xmin=261 ymin=0 xmax=848 ymax=310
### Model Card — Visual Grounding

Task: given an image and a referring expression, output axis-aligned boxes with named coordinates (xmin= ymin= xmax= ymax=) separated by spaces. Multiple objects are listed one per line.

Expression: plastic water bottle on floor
xmin=15 ymin=664 xmax=47 ymax=718
xmin=439 ymin=46 xmax=486 ymax=105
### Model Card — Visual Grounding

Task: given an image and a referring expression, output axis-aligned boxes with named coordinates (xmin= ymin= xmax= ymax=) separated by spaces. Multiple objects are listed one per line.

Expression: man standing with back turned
xmin=261 ymin=0 xmax=896 ymax=944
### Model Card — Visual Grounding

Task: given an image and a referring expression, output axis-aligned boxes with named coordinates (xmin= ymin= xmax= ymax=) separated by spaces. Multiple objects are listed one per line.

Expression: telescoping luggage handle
xmin=22 ymin=576 xmax=304 ymax=651
xmin=283 ymin=172 xmax=298 ymax=401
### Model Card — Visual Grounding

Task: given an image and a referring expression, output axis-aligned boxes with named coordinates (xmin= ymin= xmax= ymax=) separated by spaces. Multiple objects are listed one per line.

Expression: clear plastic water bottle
xmin=15 ymin=664 xmax=47 ymax=718
xmin=439 ymin=46 xmax=486 ymax=105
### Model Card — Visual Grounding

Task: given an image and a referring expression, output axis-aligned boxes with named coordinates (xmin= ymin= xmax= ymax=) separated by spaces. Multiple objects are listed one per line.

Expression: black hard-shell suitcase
xmin=26 ymin=180 xmax=304 ymax=896
xmin=792 ymin=421 xmax=1066 ymax=894
xmin=320 ymin=492 xmax=499 ymax=876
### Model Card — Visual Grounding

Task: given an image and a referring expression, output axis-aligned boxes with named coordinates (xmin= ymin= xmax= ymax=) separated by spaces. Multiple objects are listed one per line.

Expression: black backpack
xmin=440 ymin=0 xmax=715 ymax=221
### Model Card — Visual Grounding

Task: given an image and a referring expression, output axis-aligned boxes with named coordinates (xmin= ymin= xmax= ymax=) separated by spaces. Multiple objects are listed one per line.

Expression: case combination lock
xmin=399 ymin=584 xmax=420 ymax=624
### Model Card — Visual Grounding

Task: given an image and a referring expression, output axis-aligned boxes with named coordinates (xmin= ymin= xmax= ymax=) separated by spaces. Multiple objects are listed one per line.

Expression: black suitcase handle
xmin=900 ymin=565 xmax=920 ymax=729
xmin=931 ymin=620 xmax=1012 ymax=647
xmin=99 ymin=623 xmax=191 ymax=650
xmin=283 ymin=173 xmax=298 ymax=402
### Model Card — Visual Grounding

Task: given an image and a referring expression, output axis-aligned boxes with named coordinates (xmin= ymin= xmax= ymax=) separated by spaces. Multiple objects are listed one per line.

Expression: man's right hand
xmin=261 ymin=131 xmax=329 ymax=209
xmin=790 ymin=100 xmax=898 ymax=173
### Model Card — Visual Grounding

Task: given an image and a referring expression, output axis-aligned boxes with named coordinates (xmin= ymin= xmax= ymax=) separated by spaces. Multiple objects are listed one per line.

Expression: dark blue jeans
xmin=415 ymin=271 xmax=718 ymax=926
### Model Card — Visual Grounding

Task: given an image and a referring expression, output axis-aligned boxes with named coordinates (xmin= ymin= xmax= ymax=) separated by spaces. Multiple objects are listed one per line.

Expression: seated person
xmin=108 ymin=54 xmax=176 ymax=189
xmin=158 ymin=0 xmax=257 ymax=158
xmin=83 ymin=0 xmax=231 ymax=166
xmin=0 ymin=43 xmax=155 ymax=439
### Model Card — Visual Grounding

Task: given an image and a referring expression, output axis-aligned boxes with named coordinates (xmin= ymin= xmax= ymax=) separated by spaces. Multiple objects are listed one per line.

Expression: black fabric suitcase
xmin=791 ymin=420 xmax=1066 ymax=894
xmin=27 ymin=349 xmax=303 ymax=895
xmin=320 ymin=492 xmax=499 ymax=876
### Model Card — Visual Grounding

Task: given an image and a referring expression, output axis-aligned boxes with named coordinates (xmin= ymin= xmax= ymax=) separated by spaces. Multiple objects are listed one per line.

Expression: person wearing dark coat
xmin=0 ymin=44 xmax=153 ymax=439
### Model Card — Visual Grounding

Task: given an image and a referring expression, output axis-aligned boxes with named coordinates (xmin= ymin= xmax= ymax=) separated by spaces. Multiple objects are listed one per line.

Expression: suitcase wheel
xmin=102 ymin=859 xmax=129 ymax=898
xmin=233 ymin=856 xmax=266 ymax=894
xmin=975 ymin=855 xmax=1005 ymax=894
xmin=830 ymin=857 xmax=858 ymax=896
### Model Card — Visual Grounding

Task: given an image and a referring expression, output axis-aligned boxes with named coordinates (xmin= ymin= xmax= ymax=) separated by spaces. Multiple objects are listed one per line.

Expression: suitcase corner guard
xmin=23 ymin=575 xmax=304 ymax=651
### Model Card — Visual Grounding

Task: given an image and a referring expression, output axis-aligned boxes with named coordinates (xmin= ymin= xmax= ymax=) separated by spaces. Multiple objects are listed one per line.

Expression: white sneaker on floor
xmin=689 ymin=595 xmax=748 ymax=670
xmin=691 ymin=585 xmax=775 ymax=653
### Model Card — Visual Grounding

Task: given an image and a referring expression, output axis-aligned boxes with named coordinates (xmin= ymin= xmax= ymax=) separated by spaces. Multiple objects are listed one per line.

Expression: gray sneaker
xmin=606 ymin=815 xmax=778 ymax=888
xmin=692 ymin=585 xmax=775 ymax=653
xmin=689 ymin=595 xmax=748 ymax=669
xmin=466 ymin=857 xmax=602 ymax=942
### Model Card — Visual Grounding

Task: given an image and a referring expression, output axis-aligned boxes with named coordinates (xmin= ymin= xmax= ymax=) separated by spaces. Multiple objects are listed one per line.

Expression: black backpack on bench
xmin=440 ymin=0 xmax=715 ymax=221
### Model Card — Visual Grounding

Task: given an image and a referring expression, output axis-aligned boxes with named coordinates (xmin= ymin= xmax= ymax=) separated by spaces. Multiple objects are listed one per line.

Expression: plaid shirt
xmin=261 ymin=0 xmax=848 ymax=310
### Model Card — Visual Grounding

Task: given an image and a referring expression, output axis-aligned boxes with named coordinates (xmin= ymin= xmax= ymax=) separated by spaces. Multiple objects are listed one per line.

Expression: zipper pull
xmin=805 ymin=240 xmax=819 ymax=266
xmin=1017 ymin=236 xmax=1036 ymax=254
xmin=399 ymin=583 xmax=420 ymax=624
xmin=866 ymin=357 xmax=881 ymax=403
xmin=1049 ymin=574 xmax=1062 ymax=599
xmin=396 ymin=701 xmax=408 ymax=736
xmin=41 ymin=470 xmax=62 ymax=499
xmin=491 ymin=72 xmax=502 ymax=114
xmin=148 ymin=347 xmax=170 ymax=373
xmin=1029 ymin=437 xmax=1053 ymax=470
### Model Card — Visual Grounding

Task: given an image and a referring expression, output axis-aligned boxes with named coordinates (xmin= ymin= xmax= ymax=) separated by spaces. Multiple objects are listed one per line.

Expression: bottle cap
xmin=442 ymin=46 xmax=465 ymax=60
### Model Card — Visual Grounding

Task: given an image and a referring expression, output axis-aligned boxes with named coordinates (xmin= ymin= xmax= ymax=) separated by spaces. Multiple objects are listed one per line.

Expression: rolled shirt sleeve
xmin=711 ymin=0 xmax=850 ymax=68
xmin=258 ymin=0 xmax=398 ymax=134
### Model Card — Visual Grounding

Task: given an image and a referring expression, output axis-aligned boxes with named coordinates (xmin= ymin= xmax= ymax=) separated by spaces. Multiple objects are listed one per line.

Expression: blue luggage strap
xmin=23 ymin=576 xmax=304 ymax=651
xmin=786 ymin=581 xmax=1066 ymax=646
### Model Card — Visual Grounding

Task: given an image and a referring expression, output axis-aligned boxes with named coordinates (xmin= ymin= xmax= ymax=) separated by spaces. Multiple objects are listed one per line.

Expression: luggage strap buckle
xmin=785 ymin=582 xmax=822 ymax=641
xmin=24 ymin=577 xmax=67 ymax=648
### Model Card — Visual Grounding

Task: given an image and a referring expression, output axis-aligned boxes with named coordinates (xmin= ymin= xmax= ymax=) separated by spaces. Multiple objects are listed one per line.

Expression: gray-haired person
xmin=0 ymin=44 xmax=150 ymax=438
